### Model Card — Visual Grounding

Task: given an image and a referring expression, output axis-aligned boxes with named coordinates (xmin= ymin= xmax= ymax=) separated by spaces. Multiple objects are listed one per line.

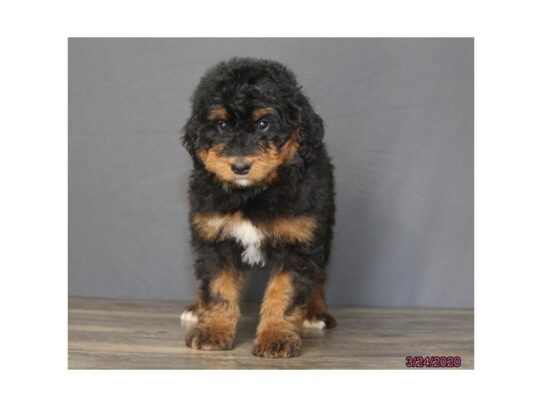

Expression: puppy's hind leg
xmin=180 ymin=289 xmax=202 ymax=324
xmin=303 ymin=274 xmax=336 ymax=329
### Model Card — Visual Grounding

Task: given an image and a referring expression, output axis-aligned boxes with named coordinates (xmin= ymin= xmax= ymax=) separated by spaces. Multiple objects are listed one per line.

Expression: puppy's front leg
xmin=253 ymin=270 xmax=304 ymax=358
xmin=186 ymin=268 xmax=243 ymax=351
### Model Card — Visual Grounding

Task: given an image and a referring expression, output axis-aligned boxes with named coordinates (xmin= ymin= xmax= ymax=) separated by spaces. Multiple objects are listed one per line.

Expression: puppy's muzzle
xmin=230 ymin=160 xmax=251 ymax=175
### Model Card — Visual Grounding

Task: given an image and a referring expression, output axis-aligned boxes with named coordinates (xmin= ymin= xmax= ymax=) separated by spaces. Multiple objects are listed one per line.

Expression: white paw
xmin=303 ymin=319 xmax=326 ymax=329
xmin=180 ymin=309 xmax=198 ymax=323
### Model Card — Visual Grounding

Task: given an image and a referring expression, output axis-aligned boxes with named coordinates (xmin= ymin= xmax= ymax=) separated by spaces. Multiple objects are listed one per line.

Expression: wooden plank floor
xmin=68 ymin=297 xmax=474 ymax=369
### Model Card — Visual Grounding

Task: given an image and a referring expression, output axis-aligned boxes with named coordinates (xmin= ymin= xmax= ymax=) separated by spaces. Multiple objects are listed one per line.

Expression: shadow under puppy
xmin=181 ymin=57 xmax=336 ymax=358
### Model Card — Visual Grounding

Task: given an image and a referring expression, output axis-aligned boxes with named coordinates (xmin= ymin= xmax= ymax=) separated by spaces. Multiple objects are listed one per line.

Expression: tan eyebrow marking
xmin=207 ymin=106 xmax=229 ymax=121
xmin=252 ymin=107 xmax=274 ymax=121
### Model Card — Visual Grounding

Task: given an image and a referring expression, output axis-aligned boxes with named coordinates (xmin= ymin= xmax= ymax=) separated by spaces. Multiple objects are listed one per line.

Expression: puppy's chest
xmin=192 ymin=211 xmax=317 ymax=266
xmin=223 ymin=218 xmax=265 ymax=266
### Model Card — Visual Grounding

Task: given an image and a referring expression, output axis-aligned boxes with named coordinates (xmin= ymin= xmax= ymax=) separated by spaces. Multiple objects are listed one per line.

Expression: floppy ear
xmin=181 ymin=114 xmax=201 ymax=159
xmin=294 ymin=96 xmax=325 ymax=162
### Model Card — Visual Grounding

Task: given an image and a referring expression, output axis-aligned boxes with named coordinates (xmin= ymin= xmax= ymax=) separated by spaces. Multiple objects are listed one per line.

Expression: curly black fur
xmin=182 ymin=58 xmax=336 ymax=354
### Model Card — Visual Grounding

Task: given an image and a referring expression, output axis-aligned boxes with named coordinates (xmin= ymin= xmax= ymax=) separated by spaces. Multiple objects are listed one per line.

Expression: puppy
xmin=181 ymin=57 xmax=336 ymax=358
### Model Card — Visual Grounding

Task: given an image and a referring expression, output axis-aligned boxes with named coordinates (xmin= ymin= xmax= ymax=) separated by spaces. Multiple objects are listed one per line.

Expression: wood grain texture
xmin=68 ymin=297 xmax=474 ymax=369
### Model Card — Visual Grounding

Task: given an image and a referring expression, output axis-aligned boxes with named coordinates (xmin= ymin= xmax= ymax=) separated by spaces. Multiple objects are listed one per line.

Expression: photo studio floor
xmin=68 ymin=297 xmax=474 ymax=369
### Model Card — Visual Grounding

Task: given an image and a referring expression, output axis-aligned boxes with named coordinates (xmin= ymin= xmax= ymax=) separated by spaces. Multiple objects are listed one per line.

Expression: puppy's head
xmin=182 ymin=58 xmax=324 ymax=188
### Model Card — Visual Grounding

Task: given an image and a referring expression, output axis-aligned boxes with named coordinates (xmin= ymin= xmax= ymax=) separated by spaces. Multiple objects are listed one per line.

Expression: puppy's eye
xmin=256 ymin=119 xmax=269 ymax=131
xmin=217 ymin=120 xmax=228 ymax=131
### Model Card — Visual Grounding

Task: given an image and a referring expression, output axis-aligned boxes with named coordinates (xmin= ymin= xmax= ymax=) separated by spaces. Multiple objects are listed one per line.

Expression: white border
xmin=2 ymin=0 xmax=542 ymax=406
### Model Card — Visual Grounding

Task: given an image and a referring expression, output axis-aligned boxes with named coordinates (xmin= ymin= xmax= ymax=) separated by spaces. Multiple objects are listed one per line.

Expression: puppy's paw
xmin=252 ymin=330 xmax=302 ymax=358
xmin=180 ymin=308 xmax=199 ymax=324
xmin=303 ymin=312 xmax=337 ymax=329
xmin=186 ymin=327 xmax=234 ymax=351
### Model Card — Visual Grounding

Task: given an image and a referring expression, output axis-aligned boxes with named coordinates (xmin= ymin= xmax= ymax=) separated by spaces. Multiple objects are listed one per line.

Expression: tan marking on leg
xmin=186 ymin=269 xmax=244 ymax=351
xmin=253 ymin=271 xmax=303 ymax=358
xmin=209 ymin=272 xmax=240 ymax=303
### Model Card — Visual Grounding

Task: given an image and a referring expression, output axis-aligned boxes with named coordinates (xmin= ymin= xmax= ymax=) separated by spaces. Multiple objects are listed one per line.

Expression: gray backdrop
xmin=68 ymin=38 xmax=473 ymax=308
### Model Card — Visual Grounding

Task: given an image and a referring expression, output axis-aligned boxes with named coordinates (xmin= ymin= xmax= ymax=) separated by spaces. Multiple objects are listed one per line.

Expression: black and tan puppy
xmin=181 ymin=57 xmax=336 ymax=358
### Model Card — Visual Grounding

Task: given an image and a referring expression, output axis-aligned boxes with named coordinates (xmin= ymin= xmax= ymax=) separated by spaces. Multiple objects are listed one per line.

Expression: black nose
xmin=231 ymin=161 xmax=251 ymax=175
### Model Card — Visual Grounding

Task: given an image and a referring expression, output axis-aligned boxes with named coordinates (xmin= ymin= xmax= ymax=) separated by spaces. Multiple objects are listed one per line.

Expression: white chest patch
xmin=207 ymin=216 xmax=265 ymax=266
xmin=230 ymin=220 xmax=265 ymax=266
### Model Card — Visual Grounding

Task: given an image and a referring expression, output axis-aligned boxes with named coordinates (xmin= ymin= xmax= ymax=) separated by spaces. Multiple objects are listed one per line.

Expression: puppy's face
xmin=196 ymin=103 xmax=300 ymax=188
xmin=183 ymin=59 xmax=322 ymax=189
